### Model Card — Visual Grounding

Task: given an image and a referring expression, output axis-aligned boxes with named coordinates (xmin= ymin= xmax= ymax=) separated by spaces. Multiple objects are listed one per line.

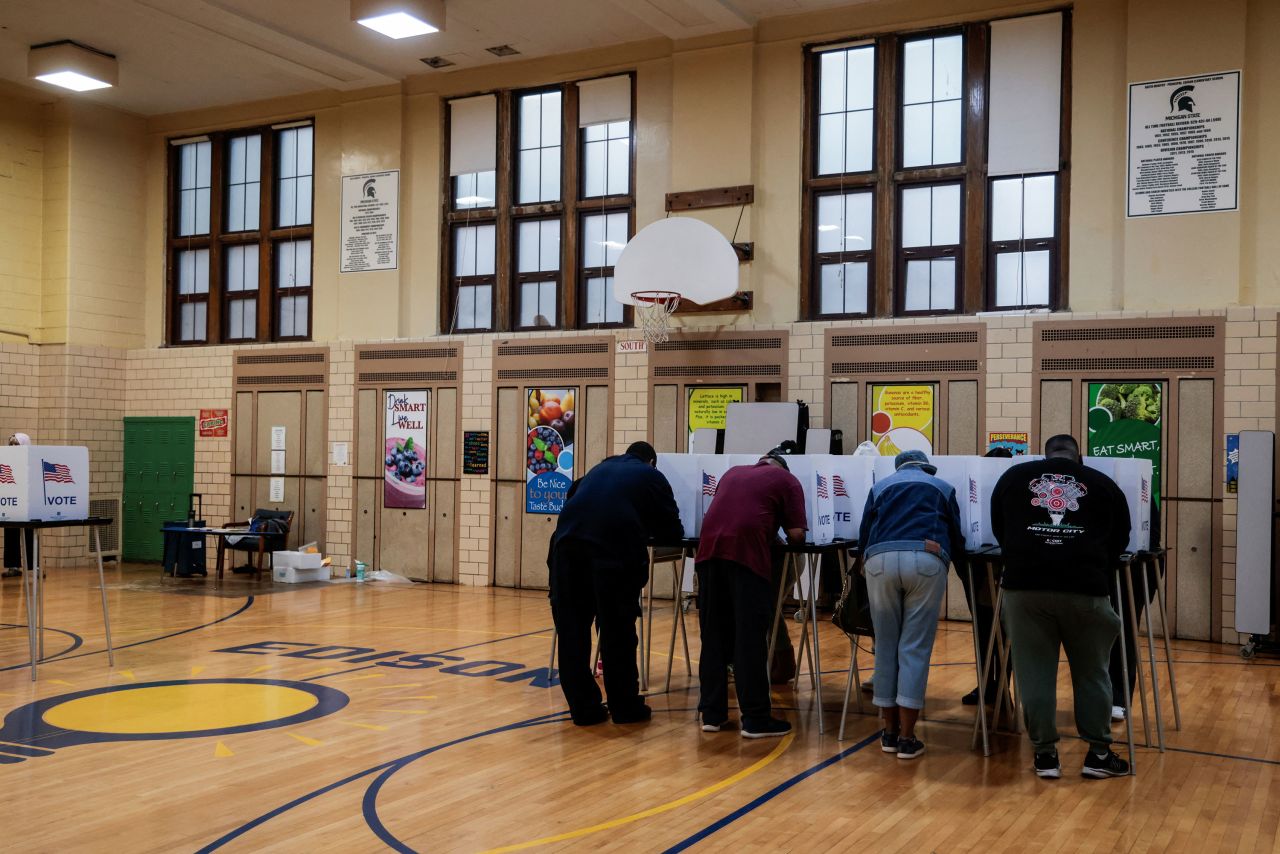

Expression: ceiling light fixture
xmin=352 ymin=0 xmax=444 ymax=39
xmin=28 ymin=40 xmax=117 ymax=92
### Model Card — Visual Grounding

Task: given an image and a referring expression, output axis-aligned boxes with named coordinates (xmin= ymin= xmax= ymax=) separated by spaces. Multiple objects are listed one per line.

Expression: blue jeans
xmin=865 ymin=549 xmax=948 ymax=710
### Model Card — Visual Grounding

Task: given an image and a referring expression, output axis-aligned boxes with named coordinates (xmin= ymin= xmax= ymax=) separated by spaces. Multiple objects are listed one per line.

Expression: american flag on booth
xmin=832 ymin=474 xmax=849 ymax=498
xmin=0 ymin=464 xmax=14 ymax=485
xmin=816 ymin=474 xmax=829 ymax=500
xmin=702 ymin=472 xmax=718 ymax=496
xmin=42 ymin=461 xmax=74 ymax=484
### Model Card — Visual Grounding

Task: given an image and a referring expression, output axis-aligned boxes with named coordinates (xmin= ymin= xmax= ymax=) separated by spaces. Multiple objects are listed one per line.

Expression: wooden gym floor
xmin=1 ymin=564 xmax=1278 ymax=853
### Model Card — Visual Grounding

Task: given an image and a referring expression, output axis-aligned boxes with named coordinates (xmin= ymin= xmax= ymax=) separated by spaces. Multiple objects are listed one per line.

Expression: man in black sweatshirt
xmin=991 ymin=434 xmax=1130 ymax=780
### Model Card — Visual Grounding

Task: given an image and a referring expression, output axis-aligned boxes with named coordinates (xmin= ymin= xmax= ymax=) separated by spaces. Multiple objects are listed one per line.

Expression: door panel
xmin=520 ymin=513 xmax=555 ymax=589
xmin=380 ymin=503 xmax=428 ymax=576
xmin=494 ymin=482 xmax=520 ymax=587
xmin=301 ymin=478 xmax=326 ymax=550
xmin=235 ymin=392 xmax=254 ymax=473
xmin=1039 ymin=380 xmax=1073 ymax=444
xmin=830 ymin=382 xmax=858 ymax=449
xmin=233 ymin=476 xmax=254 ymax=524
xmin=255 ymin=477 xmax=300 ymax=549
xmin=494 ymin=387 xmax=523 ymax=587
xmin=305 ymin=390 xmax=326 ymax=477
xmin=947 ymin=381 xmax=978 ymax=455
xmin=256 ymin=392 xmax=302 ymax=474
xmin=583 ymin=385 xmax=609 ymax=472
xmin=355 ymin=479 xmax=377 ymax=565
xmin=357 ymin=388 xmax=378 ymax=479
xmin=653 ymin=385 xmax=679 ymax=453
xmin=435 ymin=388 xmax=458 ymax=478
xmin=1175 ymin=378 xmax=1214 ymax=640
xmin=432 ymin=480 xmax=457 ymax=582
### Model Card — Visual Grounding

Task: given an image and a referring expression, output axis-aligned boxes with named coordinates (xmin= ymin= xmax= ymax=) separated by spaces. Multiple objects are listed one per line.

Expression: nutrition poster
xmin=1087 ymin=382 xmax=1163 ymax=506
xmin=870 ymin=384 xmax=935 ymax=456
xmin=384 ymin=390 xmax=428 ymax=510
xmin=526 ymin=388 xmax=576 ymax=514
xmin=687 ymin=386 xmax=743 ymax=436
xmin=1127 ymin=71 xmax=1240 ymax=217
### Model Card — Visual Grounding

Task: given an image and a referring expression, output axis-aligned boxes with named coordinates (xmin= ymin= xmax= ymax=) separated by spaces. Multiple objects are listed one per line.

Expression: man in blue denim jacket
xmin=858 ymin=449 xmax=965 ymax=759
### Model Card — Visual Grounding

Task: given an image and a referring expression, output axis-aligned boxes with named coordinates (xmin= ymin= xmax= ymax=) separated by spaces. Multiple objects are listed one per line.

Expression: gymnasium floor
xmin=1 ymin=566 xmax=1278 ymax=853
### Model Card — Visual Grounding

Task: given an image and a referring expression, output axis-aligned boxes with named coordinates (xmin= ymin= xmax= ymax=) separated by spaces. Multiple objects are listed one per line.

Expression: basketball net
xmin=632 ymin=291 xmax=681 ymax=345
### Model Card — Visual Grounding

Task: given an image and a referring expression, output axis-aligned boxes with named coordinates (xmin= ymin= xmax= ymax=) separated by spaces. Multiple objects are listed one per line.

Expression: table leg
xmin=808 ymin=554 xmax=825 ymax=735
xmin=35 ymin=531 xmax=44 ymax=662
xmin=968 ymin=560 xmax=991 ymax=757
xmin=19 ymin=529 xmax=36 ymax=682
xmin=766 ymin=553 xmax=793 ymax=682
xmin=216 ymin=537 xmax=226 ymax=585
xmin=94 ymin=526 xmax=115 ymax=666
xmin=792 ymin=555 xmax=813 ymax=690
xmin=1150 ymin=559 xmax=1182 ymax=730
xmin=642 ymin=551 xmax=655 ymax=693
xmin=1115 ymin=569 xmax=1136 ymax=775
xmin=678 ymin=561 xmax=692 ymax=677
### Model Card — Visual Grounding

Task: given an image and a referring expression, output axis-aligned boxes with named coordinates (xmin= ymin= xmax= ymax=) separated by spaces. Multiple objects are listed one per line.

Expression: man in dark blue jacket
xmin=858 ymin=449 xmax=965 ymax=760
xmin=549 ymin=441 xmax=683 ymax=726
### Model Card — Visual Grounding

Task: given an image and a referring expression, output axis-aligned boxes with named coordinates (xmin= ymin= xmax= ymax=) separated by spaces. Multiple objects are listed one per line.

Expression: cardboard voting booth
xmin=0 ymin=446 xmax=90 ymax=521
xmin=781 ymin=455 xmax=835 ymax=546
xmin=656 ymin=453 xmax=705 ymax=538
xmin=1083 ymin=456 xmax=1153 ymax=553
xmin=827 ymin=455 xmax=875 ymax=541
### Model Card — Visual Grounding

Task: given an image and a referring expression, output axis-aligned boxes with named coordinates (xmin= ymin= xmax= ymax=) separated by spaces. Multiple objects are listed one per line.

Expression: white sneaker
xmin=1111 ymin=705 xmax=1126 ymax=722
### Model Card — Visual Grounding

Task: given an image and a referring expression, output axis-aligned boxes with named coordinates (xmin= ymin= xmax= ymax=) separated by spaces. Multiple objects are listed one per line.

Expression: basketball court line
xmin=0 ymin=624 xmax=84 ymax=671
xmin=304 ymin=626 xmax=554 ymax=682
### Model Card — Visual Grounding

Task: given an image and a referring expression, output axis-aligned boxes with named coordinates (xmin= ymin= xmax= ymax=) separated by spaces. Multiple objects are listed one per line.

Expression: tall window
xmin=443 ymin=74 xmax=634 ymax=332
xmin=803 ymin=14 xmax=1067 ymax=318
xmin=167 ymin=122 xmax=314 ymax=344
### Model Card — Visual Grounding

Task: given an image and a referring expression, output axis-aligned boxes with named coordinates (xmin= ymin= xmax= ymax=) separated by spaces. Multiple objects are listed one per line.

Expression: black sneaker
xmin=611 ymin=704 xmax=652 ymax=724
xmin=1034 ymin=752 xmax=1061 ymax=778
xmin=881 ymin=731 xmax=900 ymax=753
xmin=1082 ymin=750 xmax=1129 ymax=778
xmin=896 ymin=736 xmax=925 ymax=760
xmin=700 ymin=715 xmax=730 ymax=732
xmin=572 ymin=704 xmax=609 ymax=726
xmin=741 ymin=717 xmax=791 ymax=739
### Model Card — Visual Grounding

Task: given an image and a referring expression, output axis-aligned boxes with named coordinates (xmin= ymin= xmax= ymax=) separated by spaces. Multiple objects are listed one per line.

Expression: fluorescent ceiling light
xmin=28 ymin=41 xmax=117 ymax=92
xmin=600 ymin=240 xmax=627 ymax=249
xmin=352 ymin=0 xmax=444 ymax=38
xmin=817 ymin=224 xmax=837 ymax=232
xmin=456 ymin=195 xmax=491 ymax=205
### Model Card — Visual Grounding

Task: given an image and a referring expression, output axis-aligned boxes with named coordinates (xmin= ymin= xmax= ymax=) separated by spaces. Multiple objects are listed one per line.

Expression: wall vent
xmin=359 ymin=348 xmax=457 ymax=361
xmin=236 ymin=374 xmax=326 ymax=386
xmin=653 ymin=364 xmax=782 ymax=378
xmin=1040 ymin=356 xmax=1214 ymax=372
xmin=1040 ymin=325 xmax=1216 ymax=342
xmin=831 ymin=331 xmax=979 ymax=347
xmin=832 ymin=359 xmax=979 ymax=374
xmin=654 ymin=337 xmax=784 ymax=352
xmin=497 ymin=367 xmax=609 ymax=380
xmin=88 ymin=497 xmax=120 ymax=560
xmin=358 ymin=371 xmax=457 ymax=383
xmin=497 ymin=343 xmax=609 ymax=357
xmin=236 ymin=352 xmax=325 ymax=365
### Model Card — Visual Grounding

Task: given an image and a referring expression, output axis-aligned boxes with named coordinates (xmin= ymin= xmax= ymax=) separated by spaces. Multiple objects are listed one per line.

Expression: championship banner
xmin=1087 ymin=382 xmax=1163 ymax=508
xmin=870 ymin=384 xmax=934 ymax=456
xmin=687 ymin=386 xmax=743 ymax=436
xmin=526 ymin=388 xmax=576 ymax=514
xmin=384 ymin=390 xmax=428 ymax=510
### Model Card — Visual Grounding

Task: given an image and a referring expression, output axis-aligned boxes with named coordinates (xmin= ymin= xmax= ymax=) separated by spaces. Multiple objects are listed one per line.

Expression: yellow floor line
xmin=214 ymin=741 xmax=234 ymax=758
xmin=479 ymin=733 xmax=795 ymax=853
xmin=372 ymin=709 xmax=430 ymax=715
xmin=339 ymin=722 xmax=389 ymax=732
xmin=286 ymin=732 xmax=322 ymax=746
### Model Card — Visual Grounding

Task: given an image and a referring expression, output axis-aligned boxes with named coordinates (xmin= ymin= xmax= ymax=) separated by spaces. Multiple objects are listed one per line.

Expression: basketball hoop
xmin=632 ymin=290 xmax=681 ymax=345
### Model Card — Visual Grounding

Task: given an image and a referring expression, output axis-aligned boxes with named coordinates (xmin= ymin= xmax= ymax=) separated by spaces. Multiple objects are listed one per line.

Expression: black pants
xmin=549 ymin=539 xmax=646 ymax=723
xmin=3 ymin=528 xmax=35 ymax=570
xmin=696 ymin=558 xmax=773 ymax=728
xmin=957 ymin=561 xmax=1000 ymax=695
xmin=1109 ymin=560 xmax=1161 ymax=708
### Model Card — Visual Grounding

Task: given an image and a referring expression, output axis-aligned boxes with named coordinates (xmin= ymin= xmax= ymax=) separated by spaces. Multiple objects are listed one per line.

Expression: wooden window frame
xmin=448 ymin=222 xmax=498 ymax=331
xmin=440 ymin=73 xmax=636 ymax=334
xmin=801 ymin=12 xmax=1071 ymax=320
xmin=895 ymin=179 xmax=964 ymax=316
xmin=985 ymin=172 xmax=1061 ymax=311
xmin=812 ymin=188 xmax=875 ymax=317
xmin=512 ymin=215 xmax=563 ymax=330
xmin=577 ymin=206 xmax=634 ymax=328
xmin=165 ymin=122 xmax=314 ymax=346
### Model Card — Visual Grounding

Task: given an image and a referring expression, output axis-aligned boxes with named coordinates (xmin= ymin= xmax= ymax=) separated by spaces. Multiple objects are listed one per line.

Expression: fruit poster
xmin=870 ymin=385 xmax=935 ymax=456
xmin=384 ymin=390 xmax=428 ymax=510
xmin=1087 ymin=382 xmax=1162 ymax=506
xmin=687 ymin=386 xmax=743 ymax=435
xmin=526 ymin=388 xmax=576 ymax=514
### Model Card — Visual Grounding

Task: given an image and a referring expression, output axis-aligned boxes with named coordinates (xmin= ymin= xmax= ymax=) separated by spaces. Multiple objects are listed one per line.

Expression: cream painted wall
xmin=0 ymin=88 xmax=44 ymax=344
xmin=1240 ymin=0 xmax=1280 ymax=305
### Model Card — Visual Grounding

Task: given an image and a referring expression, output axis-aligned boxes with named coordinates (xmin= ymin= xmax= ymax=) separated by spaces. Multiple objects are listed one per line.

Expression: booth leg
xmin=642 ymin=552 xmax=656 ymax=692
xmin=968 ymin=561 xmax=991 ymax=757
xmin=19 ymin=530 xmax=36 ymax=682
xmin=1123 ymin=567 xmax=1153 ymax=748
xmin=807 ymin=555 xmax=825 ymax=735
xmin=1138 ymin=564 xmax=1166 ymax=752
xmin=1115 ymin=570 xmax=1137 ymax=776
xmin=1150 ymin=561 xmax=1182 ymax=730
xmin=549 ymin=628 xmax=558 ymax=671
xmin=765 ymin=554 xmax=791 ymax=680
xmin=94 ymin=527 xmax=114 ymax=666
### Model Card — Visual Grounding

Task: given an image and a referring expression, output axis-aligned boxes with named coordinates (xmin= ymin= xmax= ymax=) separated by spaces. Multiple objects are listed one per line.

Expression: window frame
xmin=812 ymin=188 xmax=876 ymax=317
xmin=165 ymin=120 xmax=315 ymax=346
xmin=441 ymin=73 xmax=636 ymax=334
xmin=800 ymin=13 xmax=1071 ymax=320
xmin=986 ymin=172 xmax=1061 ymax=311
xmin=894 ymin=179 xmax=964 ymax=316
xmin=577 ymin=207 xmax=634 ymax=328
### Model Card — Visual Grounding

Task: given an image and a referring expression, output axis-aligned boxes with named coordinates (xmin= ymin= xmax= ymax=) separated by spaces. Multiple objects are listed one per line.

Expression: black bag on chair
xmin=832 ymin=555 xmax=875 ymax=638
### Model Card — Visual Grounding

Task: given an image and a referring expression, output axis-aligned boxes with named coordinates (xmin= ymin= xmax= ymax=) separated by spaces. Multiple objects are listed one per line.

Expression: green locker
xmin=123 ymin=417 xmax=195 ymax=561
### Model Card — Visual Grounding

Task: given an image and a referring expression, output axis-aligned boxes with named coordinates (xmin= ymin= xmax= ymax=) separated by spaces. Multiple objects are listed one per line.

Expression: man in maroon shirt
xmin=695 ymin=449 xmax=808 ymax=738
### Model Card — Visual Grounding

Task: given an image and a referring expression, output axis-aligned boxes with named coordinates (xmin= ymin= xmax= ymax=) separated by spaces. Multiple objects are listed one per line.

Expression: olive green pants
xmin=1002 ymin=589 xmax=1121 ymax=754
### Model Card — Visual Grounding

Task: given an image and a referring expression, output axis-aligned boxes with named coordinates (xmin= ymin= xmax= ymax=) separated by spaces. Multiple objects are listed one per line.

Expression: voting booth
xmin=1082 ymin=457 xmax=1153 ymax=553
xmin=0 ymin=446 xmax=90 ymax=522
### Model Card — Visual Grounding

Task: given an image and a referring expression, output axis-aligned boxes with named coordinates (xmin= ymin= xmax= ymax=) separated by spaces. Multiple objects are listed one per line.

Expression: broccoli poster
xmin=1087 ymin=382 xmax=1162 ymax=506
xmin=525 ymin=388 xmax=576 ymax=514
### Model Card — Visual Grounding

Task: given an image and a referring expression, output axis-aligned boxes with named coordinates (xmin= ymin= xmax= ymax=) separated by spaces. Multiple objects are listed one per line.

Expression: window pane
xmin=229 ymin=136 xmax=246 ymax=184
xmin=817 ymin=113 xmax=845 ymax=175
xmin=819 ymin=262 xmax=868 ymax=315
xmin=294 ymin=176 xmax=313 ymax=226
xmin=228 ymin=298 xmax=256 ymax=339
xmin=517 ymin=220 xmax=560 ymax=273
xmin=540 ymin=91 xmax=561 ymax=147
xmin=475 ymin=224 xmax=496 ymax=276
xmin=540 ymin=146 xmax=560 ymax=201
xmin=991 ymin=178 xmax=1024 ymax=241
xmin=846 ymin=47 xmax=874 ymax=111
xmin=180 ymin=144 xmax=197 ymax=188
xmin=179 ymin=302 xmax=207 ymax=342
xmin=816 ymin=194 xmax=842 ymax=254
xmin=583 ymin=141 xmax=605 ymax=197
xmin=179 ymin=190 xmax=196 ymax=236
xmin=902 ymin=39 xmax=933 ymax=105
xmin=455 ymin=224 xmax=496 ymax=276
xmin=518 ymin=149 xmax=540 ymax=204
xmin=455 ymin=171 xmax=497 ymax=209
xmin=932 ymin=100 xmax=962 ymax=164
xmin=278 ymin=178 xmax=296 ymax=227
xmin=585 ymin=276 xmax=623 ymax=325
xmin=901 ymin=103 xmax=933 ymax=168
xmin=196 ymin=141 xmax=211 ymax=189
xmin=1023 ymin=250 xmax=1050 ymax=305
xmin=607 ymin=137 xmax=629 ymax=195
xmin=583 ymin=214 xmax=605 ymax=268
xmin=995 ymin=252 xmax=1022 ymax=307
xmin=1023 ymin=175 xmax=1056 ymax=239
xmin=278 ymin=294 xmax=309 ymax=337
xmin=995 ymin=250 xmax=1051 ymax=307
xmin=277 ymin=127 xmax=313 ymax=226
xmin=933 ymin=35 xmax=963 ymax=100
xmin=226 ymin=245 xmax=259 ymax=292
xmin=297 ymin=127 xmax=313 ymax=178
xmin=931 ymin=184 xmax=961 ymax=246
xmin=585 ymin=124 xmax=606 ymax=143
xmin=820 ymin=263 xmax=844 ymax=314
xmin=904 ymin=260 xmax=931 ymax=310
xmin=843 ymin=192 xmax=873 ymax=251
xmin=819 ymin=51 xmax=846 ymax=114
xmin=276 ymin=238 xmax=313 ymax=289
xmin=900 ymin=186 xmax=932 ymax=248
xmin=195 ymin=188 xmax=210 ymax=234
xmin=929 ymin=258 xmax=956 ymax=309
xmin=844 ymin=110 xmax=873 ymax=172
xmin=519 ymin=94 xmax=542 ymax=150
xmin=456 ymin=286 xmax=477 ymax=330
xmin=178 ymin=249 xmax=210 ymax=294
xmin=520 ymin=281 xmax=556 ymax=327
xmin=227 ymin=185 xmax=246 ymax=231
xmin=603 ymin=212 xmax=627 ymax=266
xmin=279 ymin=129 xmax=297 ymax=178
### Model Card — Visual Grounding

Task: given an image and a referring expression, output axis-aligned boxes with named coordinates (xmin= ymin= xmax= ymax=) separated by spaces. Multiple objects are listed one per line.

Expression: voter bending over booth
xmin=992 ymin=435 xmax=1131 ymax=780
xmin=695 ymin=446 xmax=807 ymax=739
xmin=548 ymin=441 xmax=683 ymax=727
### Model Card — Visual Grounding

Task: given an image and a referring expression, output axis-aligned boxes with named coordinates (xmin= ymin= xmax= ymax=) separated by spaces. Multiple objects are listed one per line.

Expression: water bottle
xmin=355 ymin=561 xmax=366 ymax=583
